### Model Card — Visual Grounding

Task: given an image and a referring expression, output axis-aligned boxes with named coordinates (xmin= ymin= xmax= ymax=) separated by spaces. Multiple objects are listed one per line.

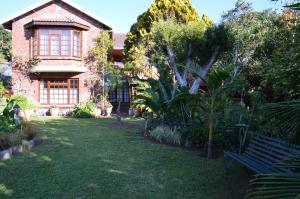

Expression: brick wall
xmin=11 ymin=1 xmax=108 ymax=107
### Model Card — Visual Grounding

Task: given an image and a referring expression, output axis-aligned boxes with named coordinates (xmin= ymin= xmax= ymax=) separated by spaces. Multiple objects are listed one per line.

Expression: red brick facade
xmin=5 ymin=0 xmax=112 ymax=111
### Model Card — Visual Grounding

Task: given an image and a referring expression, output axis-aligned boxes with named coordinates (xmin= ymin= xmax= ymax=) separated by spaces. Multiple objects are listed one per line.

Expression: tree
xmin=0 ymin=26 xmax=11 ymax=62
xmin=124 ymin=0 xmax=209 ymax=72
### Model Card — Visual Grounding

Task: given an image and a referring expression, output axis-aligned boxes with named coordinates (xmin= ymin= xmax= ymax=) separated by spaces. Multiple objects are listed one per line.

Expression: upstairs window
xmin=34 ymin=29 xmax=81 ymax=57
xmin=73 ymin=31 xmax=81 ymax=57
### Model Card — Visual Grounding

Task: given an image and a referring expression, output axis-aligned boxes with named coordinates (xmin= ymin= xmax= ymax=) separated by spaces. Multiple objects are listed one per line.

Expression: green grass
xmin=0 ymin=118 xmax=251 ymax=199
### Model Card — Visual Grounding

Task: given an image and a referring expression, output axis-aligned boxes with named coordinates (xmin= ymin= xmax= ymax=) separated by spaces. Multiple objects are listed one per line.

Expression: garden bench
xmin=224 ymin=133 xmax=300 ymax=174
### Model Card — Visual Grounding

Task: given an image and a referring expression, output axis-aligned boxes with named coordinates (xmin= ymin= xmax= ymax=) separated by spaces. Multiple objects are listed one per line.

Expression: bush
xmin=149 ymin=125 xmax=182 ymax=145
xmin=186 ymin=127 xmax=208 ymax=147
xmin=10 ymin=95 xmax=34 ymax=110
xmin=0 ymin=132 xmax=22 ymax=150
xmin=21 ymin=123 xmax=39 ymax=141
xmin=0 ymin=98 xmax=18 ymax=133
xmin=73 ymin=101 xmax=95 ymax=118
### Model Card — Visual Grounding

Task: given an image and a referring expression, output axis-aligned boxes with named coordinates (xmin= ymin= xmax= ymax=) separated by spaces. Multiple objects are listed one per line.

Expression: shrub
xmin=0 ymin=132 xmax=22 ymax=150
xmin=0 ymin=98 xmax=18 ymax=133
xmin=73 ymin=101 xmax=95 ymax=118
xmin=10 ymin=95 xmax=34 ymax=110
xmin=186 ymin=127 xmax=208 ymax=147
xmin=149 ymin=125 xmax=182 ymax=145
xmin=21 ymin=123 xmax=39 ymax=141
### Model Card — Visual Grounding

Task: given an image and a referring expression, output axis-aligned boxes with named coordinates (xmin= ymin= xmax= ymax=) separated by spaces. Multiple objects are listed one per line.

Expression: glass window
xmin=39 ymin=79 xmax=79 ymax=104
xmin=73 ymin=31 xmax=81 ymax=57
xmin=36 ymin=29 xmax=73 ymax=56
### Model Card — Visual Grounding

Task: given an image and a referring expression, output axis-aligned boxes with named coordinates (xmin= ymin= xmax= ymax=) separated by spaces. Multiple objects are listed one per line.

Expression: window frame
xmin=73 ymin=30 xmax=82 ymax=58
xmin=34 ymin=28 xmax=82 ymax=57
xmin=39 ymin=79 xmax=79 ymax=105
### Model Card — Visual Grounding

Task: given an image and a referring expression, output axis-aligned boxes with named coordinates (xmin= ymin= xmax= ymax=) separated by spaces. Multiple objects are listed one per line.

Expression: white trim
xmin=30 ymin=65 xmax=87 ymax=73
xmin=0 ymin=0 xmax=114 ymax=29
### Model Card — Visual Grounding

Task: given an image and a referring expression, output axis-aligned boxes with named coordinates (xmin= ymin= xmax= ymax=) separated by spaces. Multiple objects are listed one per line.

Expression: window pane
xmin=73 ymin=31 xmax=81 ymax=57
xmin=39 ymin=30 xmax=49 ymax=55
xmin=50 ymin=35 xmax=60 ymax=55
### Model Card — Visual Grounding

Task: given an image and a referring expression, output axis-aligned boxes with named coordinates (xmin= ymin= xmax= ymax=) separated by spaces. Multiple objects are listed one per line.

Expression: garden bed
xmin=0 ymin=139 xmax=36 ymax=160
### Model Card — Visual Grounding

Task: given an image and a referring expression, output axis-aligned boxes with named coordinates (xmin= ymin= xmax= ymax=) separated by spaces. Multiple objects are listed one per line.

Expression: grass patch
xmin=0 ymin=118 xmax=251 ymax=199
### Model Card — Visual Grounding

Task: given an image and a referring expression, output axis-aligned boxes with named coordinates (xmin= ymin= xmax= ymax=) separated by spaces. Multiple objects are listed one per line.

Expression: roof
xmin=113 ymin=33 xmax=126 ymax=50
xmin=24 ymin=18 xmax=90 ymax=30
xmin=0 ymin=0 xmax=114 ymax=30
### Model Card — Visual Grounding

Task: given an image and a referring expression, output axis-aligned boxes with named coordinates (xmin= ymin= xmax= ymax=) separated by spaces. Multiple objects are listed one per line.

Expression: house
xmin=0 ymin=0 xmax=131 ymax=115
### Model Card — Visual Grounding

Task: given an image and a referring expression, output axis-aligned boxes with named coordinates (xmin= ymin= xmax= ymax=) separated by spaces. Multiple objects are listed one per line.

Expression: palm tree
xmin=195 ymin=67 xmax=230 ymax=159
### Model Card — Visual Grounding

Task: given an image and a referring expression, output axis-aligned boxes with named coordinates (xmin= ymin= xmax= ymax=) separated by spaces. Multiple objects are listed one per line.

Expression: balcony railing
xmin=0 ymin=62 xmax=12 ymax=77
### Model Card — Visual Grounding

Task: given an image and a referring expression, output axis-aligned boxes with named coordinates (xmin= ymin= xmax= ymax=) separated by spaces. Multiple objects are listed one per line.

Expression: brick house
xmin=0 ymin=0 xmax=130 ymax=115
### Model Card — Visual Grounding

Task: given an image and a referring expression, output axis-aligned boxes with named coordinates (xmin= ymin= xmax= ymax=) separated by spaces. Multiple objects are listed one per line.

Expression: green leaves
xmin=245 ymin=173 xmax=300 ymax=199
xmin=0 ymin=26 xmax=11 ymax=61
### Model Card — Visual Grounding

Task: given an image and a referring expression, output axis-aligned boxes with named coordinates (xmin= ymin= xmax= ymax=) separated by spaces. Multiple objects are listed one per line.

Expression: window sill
xmin=34 ymin=56 xmax=82 ymax=61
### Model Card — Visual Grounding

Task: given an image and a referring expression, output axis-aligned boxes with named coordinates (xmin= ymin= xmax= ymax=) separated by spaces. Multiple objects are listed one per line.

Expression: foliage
xmin=124 ymin=0 xmax=205 ymax=72
xmin=10 ymin=95 xmax=34 ymax=110
xmin=0 ymin=26 xmax=11 ymax=61
xmin=0 ymin=131 xmax=22 ymax=150
xmin=261 ymin=100 xmax=300 ymax=144
xmin=73 ymin=101 xmax=96 ymax=118
xmin=245 ymin=154 xmax=300 ymax=199
xmin=88 ymin=30 xmax=126 ymax=99
xmin=89 ymin=30 xmax=113 ymax=73
xmin=21 ymin=122 xmax=39 ymax=141
xmin=149 ymin=125 xmax=182 ymax=145
xmin=222 ymin=1 xmax=300 ymax=101
xmin=0 ymin=98 xmax=18 ymax=133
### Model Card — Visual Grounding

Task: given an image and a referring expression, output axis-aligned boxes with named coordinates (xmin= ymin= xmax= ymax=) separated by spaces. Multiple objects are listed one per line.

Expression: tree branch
xmin=167 ymin=46 xmax=188 ymax=87
xmin=189 ymin=48 xmax=219 ymax=95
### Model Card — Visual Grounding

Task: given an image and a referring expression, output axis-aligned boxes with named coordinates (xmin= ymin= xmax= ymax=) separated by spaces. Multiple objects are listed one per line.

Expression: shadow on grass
xmin=0 ymin=117 xmax=252 ymax=199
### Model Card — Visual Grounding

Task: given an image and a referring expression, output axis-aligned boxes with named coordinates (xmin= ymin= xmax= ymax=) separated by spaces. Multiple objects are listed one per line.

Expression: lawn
xmin=0 ymin=118 xmax=251 ymax=199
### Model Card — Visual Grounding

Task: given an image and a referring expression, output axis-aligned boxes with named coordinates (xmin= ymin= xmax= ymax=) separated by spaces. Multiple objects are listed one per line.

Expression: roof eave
xmin=0 ymin=0 xmax=114 ymax=31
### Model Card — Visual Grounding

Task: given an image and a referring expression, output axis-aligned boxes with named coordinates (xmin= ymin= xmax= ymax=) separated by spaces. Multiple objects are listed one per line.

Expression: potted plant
xmin=50 ymin=105 xmax=59 ymax=117
xmin=93 ymin=103 xmax=102 ymax=118
xmin=105 ymin=100 xmax=113 ymax=117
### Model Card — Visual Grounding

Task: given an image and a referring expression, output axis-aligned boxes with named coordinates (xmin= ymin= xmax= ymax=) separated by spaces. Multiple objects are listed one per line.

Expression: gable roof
xmin=0 ymin=0 xmax=114 ymax=30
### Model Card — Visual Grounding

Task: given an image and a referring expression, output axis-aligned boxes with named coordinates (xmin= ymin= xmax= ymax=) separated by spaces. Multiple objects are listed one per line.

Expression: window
xmin=109 ymin=83 xmax=130 ymax=103
xmin=73 ymin=31 xmax=81 ymax=57
xmin=34 ymin=29 xmax=80 ymax=57
xmin=39 ymin=79 xmax=79 ymax=104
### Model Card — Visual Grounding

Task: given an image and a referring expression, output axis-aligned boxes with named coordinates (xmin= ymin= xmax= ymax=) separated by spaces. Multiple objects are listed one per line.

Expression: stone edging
xmin=0 ymin=139 xmax=35 ymax=161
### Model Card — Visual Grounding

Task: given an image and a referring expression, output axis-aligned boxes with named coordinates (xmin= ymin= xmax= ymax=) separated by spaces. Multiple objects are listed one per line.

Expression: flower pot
xmin=50 ymin=107 xmax=59 ymax=117
xmin=0 ymin=148 xmax=12 ymax=160
xmin=128 ymin=108 xmax=134 ymax=116
xmin=93 ymin=108 xmax=102 ymax=118
xmin=106 ymin=107 xmax=113 ymax=117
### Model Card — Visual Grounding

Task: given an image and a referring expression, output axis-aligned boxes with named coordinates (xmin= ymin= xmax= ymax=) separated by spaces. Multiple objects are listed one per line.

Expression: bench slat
xmin=224 ymin=134 xmax=300 ymax=174
xmin=249 ymin=139 xmax=294 ymax=158
xmin=252 ymin=136 xmax=300 ymax=155
xmin=254 ymin=134 xmax=300 ymax=150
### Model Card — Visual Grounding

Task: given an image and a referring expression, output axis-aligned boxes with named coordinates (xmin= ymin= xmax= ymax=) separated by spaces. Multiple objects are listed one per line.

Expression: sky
xmin=0 ymin=0 xmax=283 ymax=33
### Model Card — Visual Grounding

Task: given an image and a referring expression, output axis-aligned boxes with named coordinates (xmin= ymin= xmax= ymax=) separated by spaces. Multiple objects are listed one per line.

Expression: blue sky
xmin=0 ymin=0 xmax=282 ymax=32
